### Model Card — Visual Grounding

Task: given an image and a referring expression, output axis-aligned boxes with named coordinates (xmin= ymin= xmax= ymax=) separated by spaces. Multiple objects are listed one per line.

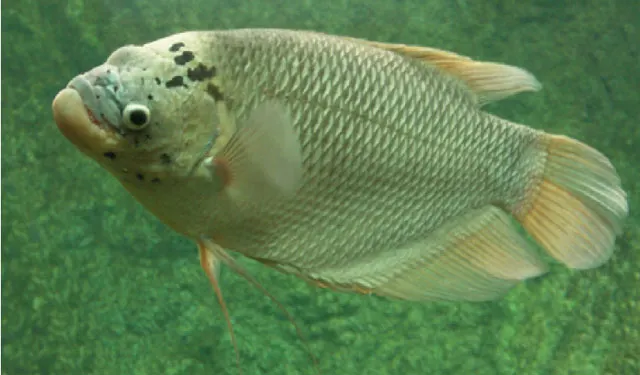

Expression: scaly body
xmin=52 ymin=28 xmax=628 ymax=369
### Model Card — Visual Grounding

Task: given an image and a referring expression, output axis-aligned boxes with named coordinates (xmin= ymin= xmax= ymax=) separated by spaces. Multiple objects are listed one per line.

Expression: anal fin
xmin=374 ymin=206 xmax=548 ymax=302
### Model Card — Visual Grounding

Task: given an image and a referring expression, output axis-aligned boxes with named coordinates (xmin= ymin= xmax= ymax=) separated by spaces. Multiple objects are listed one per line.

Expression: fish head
xmin=52 ymin=41 xmax=221 ymax=188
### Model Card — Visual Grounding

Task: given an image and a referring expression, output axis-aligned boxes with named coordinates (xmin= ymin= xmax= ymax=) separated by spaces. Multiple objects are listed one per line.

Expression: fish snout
xmin=66 ymin=66 xmax=124 ymax=131
xmin=52 ymin=88 xmax=119 ymax=155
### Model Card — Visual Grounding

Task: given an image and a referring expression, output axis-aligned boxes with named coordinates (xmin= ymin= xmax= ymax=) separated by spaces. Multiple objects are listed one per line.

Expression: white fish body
xmin=53 ymin=28 xmax=628 ymax=304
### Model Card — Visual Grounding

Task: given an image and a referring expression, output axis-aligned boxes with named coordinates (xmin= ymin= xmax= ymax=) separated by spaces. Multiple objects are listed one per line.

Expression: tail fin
xmin=516 ymin=134 xmax=628 ymax=269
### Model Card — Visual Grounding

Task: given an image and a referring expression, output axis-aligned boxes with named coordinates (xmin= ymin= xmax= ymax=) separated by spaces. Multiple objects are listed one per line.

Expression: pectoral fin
xmin=207 ymin=100 xmax=303 ymax=206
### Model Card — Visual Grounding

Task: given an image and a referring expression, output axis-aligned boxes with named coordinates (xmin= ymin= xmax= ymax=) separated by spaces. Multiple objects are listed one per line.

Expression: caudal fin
xmin=516 ymin=134 xmax=628 ymax=269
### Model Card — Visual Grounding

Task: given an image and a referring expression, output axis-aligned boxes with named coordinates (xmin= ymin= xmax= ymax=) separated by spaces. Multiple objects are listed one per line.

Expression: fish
xmin=52 ymin=28 xmax=628 ymax=370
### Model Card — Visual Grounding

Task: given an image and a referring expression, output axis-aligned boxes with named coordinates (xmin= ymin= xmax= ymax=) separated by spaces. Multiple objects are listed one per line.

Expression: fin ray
xmin=217 ymin=100 xmax=303 ymax=206
xmin=371 ymin=206 xmax=547 ymax=302
xmin=516 ymin=135 xmax=628 ymax=269
xmin=199 ymin=239 xmax=321 ymax=374
xmin=346 ymin=37 xmax=541 ymax=105
xmin=197 ymin=241 xmax=242 ymax=375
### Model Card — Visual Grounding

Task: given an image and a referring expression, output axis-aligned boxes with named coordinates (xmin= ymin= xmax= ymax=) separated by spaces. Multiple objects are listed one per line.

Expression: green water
xmin=2 ymin=1 xmax=638 ymax=374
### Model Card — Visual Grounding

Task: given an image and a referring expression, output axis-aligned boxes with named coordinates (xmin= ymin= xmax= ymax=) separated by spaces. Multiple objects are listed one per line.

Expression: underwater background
xmin=1 ymin=0 xmax=638 ymax=374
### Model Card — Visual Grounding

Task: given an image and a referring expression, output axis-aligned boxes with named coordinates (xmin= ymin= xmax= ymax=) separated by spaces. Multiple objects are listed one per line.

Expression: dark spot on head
xmin=160 ymin=153 xmax=172 ymax=164
xmin=147 ymin=94 xmax=154 ymax=100
xmin=174 ymin=51 xmax=195 ymax=66
xmin=206 ymin=83 xmax=224 ymax=101
xmin=155 ymin=77 xmax=161 ymax=85
xmin=145 ymin=134 xmax=152 ymax=141
xmin=165 ymin=76 xmax=185 ymax=88
xmin=187 ymin=63 xmax=215 ymax=82
xmin=151 ymin=177 xmax=161 ymax=183
xmin=136 ymin=173 xmax=145 ymax=181
xmin=103 ymin=151 xmax=116 ymax=160
xmin=96 ymin=94 xmax=101 ymax=99
xmin=169 ymin=42 xmax=185 ymax=52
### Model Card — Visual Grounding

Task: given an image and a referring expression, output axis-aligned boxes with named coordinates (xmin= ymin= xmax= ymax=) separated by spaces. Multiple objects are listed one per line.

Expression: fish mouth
xmin=52 ymin=65 xmax=126 ymax=155
xmin=52 ymin=88 xmax=121 ymax=155
xmin=66 ymin=69 xmax=123 ymax=132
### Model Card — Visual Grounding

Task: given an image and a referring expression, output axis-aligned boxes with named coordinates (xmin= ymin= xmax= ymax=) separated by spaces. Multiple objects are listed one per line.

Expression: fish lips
xmin=52 ymin=87 xmax=121 ymax=157
xmin=67 ymin=71 xmax=123 ymax=132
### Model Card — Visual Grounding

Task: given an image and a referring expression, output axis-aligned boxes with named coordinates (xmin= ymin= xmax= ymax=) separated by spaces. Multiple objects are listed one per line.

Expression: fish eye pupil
xmin=123 ymin=103 xmax=151 ymax=130
xmin=129 ymin=109 xmax=148 ymax=126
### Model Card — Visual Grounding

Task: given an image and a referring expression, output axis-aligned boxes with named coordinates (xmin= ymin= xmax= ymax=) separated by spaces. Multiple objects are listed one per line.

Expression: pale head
xmin=52 ymin=41 xmax=219 ymax=188
xmin=51 ymin=38 xmax=227 ymax=236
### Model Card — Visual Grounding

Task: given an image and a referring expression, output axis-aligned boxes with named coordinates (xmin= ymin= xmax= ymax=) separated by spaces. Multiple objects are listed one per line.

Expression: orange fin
xmin=199 ymin=239 xmax=321 ymax=374
xmin=515 ymin=134 xmax=628 ymax=269
xmin=368 ymin=206 xmax=547 ymax=301
xmin=197 ymin=240 xmax=242 ymax=375
xmin=347 ymin=38 xmax=541 ymax=105
xmin=212 ymin=100 xmax=303 ymax=206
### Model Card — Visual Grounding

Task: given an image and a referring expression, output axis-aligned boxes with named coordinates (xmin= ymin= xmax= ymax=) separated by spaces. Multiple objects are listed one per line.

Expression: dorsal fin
xmin=346 ymin=37 xmax=542 ymax=106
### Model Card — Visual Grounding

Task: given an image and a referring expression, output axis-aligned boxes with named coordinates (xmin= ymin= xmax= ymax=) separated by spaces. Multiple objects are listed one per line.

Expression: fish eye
xmin=123 ymin=103 xmax=151 ymax=130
